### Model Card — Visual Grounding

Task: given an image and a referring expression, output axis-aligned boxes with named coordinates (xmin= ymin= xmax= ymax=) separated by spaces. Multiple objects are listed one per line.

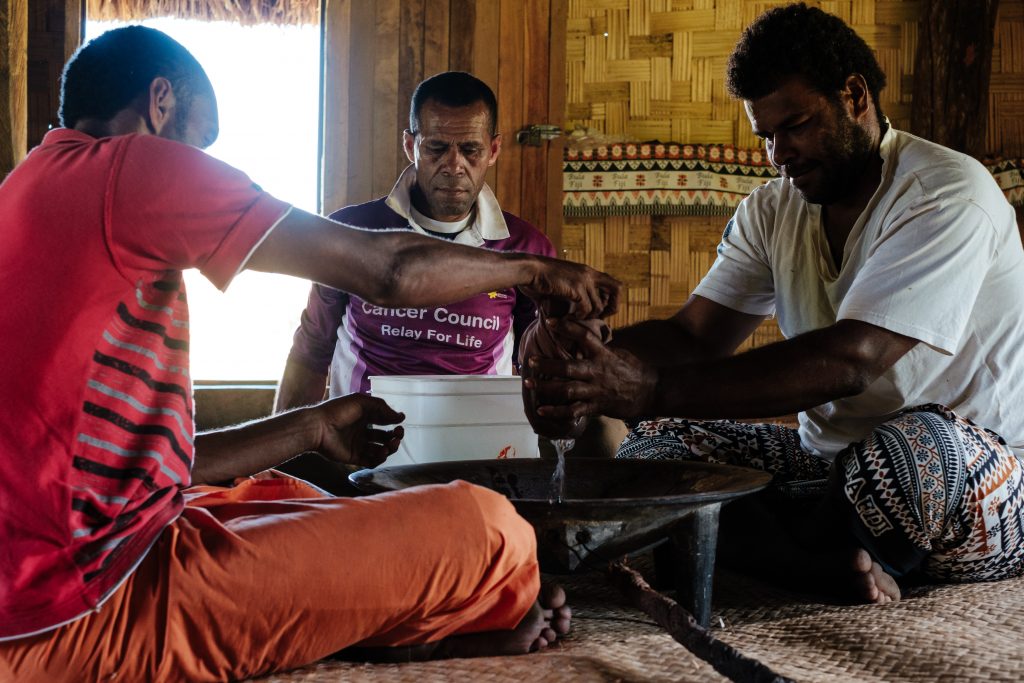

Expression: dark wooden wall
xmin=27 ymin=0 xmax=81 ymax=149
xmin=1 ymin=0 xmax=80 ymax=178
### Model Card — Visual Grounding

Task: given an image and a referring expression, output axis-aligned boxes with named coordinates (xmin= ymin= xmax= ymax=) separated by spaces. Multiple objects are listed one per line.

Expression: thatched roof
xmin=86 ymin=0 xmax=319 ymax=27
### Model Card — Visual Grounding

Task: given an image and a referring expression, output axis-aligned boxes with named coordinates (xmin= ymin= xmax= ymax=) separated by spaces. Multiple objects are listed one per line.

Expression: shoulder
xmin=886 ymin=129 xmax=1002 ymax=205
xmin=492 ymin=211 xmax=556 ymax=257
xmin=328 ymin=197 xmax=408 ymax=229
xmin=733 ymin=178 xmax=792 ymax=228
xmin=117 ymin=134 xmax=258 ymax=197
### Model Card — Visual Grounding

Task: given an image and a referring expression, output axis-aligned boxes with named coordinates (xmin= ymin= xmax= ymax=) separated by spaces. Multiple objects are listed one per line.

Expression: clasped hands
xmin=521 ymin=317 xmax=658 ymax=437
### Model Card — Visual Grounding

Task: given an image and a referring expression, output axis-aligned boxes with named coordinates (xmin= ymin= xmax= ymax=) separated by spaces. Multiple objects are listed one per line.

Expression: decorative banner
xmin=990 ymin=159 xmax=1024 ymax=209
xmin=563 ymin=142 xmax=1024 ymax=218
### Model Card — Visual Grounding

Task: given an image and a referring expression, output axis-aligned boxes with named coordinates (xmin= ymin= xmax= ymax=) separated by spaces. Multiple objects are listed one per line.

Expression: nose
xmin=440 ymin=145 xmax=464 ymax=175
xmin=767 ymin=132 xmax=795 ymax=169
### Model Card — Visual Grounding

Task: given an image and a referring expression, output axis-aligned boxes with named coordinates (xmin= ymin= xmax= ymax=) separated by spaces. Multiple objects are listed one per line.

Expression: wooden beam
xmin=65 ymin=0 xmax=83 ymax=64
xmin=910 ymin=0 xmax=1000 ymax=157
xmin=1 ymin=0 xmax=28 ymax=176
xmin=546 ymin=0 xmax=567 ymax=253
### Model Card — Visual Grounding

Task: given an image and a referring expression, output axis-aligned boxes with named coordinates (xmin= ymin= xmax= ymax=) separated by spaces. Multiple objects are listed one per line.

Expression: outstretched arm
xmin=191 ymin=394 xmax=404 ymax=485
xmin=528 ymin=316 xmax=917 ymax=423
xmin=246 ymin=209 xmax=620 ymax=318
xmin=611 ymin=295 xmax=766 ymax=367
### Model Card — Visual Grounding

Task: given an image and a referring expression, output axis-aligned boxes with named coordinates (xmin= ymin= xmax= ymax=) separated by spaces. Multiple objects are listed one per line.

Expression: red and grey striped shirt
xmin=0 ymin=129 xmax=290 ymax=639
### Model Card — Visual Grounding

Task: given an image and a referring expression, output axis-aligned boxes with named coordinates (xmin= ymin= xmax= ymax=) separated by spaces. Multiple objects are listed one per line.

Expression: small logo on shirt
xmin=487 ymin=291 xmax=511 ymax=300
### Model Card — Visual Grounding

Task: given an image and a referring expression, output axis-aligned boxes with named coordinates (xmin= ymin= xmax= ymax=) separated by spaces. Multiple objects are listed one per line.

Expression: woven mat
xmin=252 ymin=567 xmax=724 ymax=683
xmin=252 ymin=558 xmax=1024 ymax=683
xmin=711 ymin=569 xmax=1024 ymax=682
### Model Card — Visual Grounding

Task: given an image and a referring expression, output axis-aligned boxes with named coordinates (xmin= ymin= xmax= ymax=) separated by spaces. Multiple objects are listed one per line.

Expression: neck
xmin=73 ymin=109 xmax=149 ymax=139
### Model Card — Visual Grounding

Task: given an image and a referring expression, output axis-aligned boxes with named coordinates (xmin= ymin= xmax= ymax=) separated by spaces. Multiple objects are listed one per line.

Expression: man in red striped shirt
xmin=0 ymin=26 xmax=617 ymax=682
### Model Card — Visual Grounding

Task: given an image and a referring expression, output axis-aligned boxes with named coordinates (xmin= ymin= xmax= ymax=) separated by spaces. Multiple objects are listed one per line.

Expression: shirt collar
xmin=384 ymin=165 xmax=510 ymax=246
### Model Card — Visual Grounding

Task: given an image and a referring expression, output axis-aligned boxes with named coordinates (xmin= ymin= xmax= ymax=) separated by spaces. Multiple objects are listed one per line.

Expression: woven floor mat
xmin=252 ymin=569 xmax=724 ymax=683
xmin=710 ymin=570 xmax=1024 ymax=682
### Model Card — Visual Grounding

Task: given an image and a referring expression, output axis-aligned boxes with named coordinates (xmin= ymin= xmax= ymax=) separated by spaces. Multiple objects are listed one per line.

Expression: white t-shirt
xmin=694 ymin=127 xmax=1024 ymax=459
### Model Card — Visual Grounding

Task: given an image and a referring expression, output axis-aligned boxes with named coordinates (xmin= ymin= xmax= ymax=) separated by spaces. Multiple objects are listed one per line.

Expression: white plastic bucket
xmin=369 ymin=375 xmax=539 ymax=466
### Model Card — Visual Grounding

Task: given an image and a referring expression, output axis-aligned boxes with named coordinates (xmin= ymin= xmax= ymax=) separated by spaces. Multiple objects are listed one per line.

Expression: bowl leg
xmin=656 ymin=504 xmax=721 ymax=629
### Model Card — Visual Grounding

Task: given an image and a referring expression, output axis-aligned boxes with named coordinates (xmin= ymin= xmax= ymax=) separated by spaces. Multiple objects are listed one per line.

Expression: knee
xmin=447 ymin=481 xmax=537 ymax=562
xmin=843 ymin=407 xmax=963 ymax=478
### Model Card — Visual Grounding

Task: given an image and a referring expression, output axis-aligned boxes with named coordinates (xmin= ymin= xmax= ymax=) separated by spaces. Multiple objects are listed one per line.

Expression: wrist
xmin=282 ymin=404 xmax=325 ymax=454
xmin=511 ymin=251 xmax=542 ymax=289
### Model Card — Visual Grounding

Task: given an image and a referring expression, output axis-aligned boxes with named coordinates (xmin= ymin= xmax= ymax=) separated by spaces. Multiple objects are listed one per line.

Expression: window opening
xmin=84 ymin=18 xmax=319 ymax=381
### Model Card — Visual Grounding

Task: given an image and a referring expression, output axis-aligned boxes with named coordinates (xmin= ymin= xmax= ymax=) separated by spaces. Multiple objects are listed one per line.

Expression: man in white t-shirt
xmin=525 ymin=3 xmax=1024 ymax=604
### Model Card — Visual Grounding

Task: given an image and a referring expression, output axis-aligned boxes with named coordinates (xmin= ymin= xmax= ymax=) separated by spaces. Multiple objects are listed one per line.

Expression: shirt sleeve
xmin=287 ymin=284 xmax=348 ymax=372
xmin=692 ymin=190 xmax=777 ymax=316
xmin=838 ymin=197 xmax=999 ymax=354
xmin=105 ymin=135 xmax=292 ymax=291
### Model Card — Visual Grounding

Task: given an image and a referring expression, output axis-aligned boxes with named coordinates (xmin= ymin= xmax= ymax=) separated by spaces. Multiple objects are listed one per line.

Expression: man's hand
xmin=310 ymin=394 xmax=405 ymax=468
xmin=521 ymin=257 xmax=621 ymax=319
xmin=524 ymin=318 xmax=658 ymax=422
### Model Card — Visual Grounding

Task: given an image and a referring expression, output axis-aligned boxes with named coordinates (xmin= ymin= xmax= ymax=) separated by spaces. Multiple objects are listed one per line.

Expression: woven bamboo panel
xmin=564 ymin=213 xmax=785 ymax=348
xmin=564 ymin=0 xmax=1024 ymax=349
xmin=566 ymin=0 xmax=922 ymax=145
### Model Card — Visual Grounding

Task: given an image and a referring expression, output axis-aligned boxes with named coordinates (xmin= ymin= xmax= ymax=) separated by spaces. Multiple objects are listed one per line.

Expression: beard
xmin=797 ymin=109 xmax=876 ymax=205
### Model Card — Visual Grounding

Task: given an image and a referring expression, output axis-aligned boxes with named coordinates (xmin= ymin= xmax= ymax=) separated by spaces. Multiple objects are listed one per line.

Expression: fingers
xmin=599 ymin=277 xmax=620 ymax=317
xmin=527 ymin=356 xmax=588 ymax=381
xmin=366 ymin=425 xmax=403 ymax=448
xmin=526 ymin=259 xmax=620 ymax=321
xmin=361 ymin=395 xmax=405 ymax=426
xmin=536 ymin=400 xmax=593 ymax=422
xmin=350 ymin=425 xmax=404 ymax=468
xmin=545 ymin=317 xmax=608 ymax=356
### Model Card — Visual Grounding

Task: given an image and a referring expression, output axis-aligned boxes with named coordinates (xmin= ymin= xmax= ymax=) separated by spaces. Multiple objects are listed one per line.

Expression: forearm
xmin=248 ymin=210 xmax=538 ymax=308
xmin=612 ymin=295 xmax=764 ymax=367
xmin=612 ymin=319 xmax=720 ymax=367
xmin=192 ymin=409 xmax=319 ymax=485
xmin=275 ymin=359 xmax=329 ymax=413
xmin=651 ymin=322 xmax=912 ymax=420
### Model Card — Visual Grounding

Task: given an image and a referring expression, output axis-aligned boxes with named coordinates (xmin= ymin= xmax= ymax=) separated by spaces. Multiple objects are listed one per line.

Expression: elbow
xmin=827 ymin=320 xmax=910 ymax=399
xmin=833 ymin=341 xmax=887 ymax=398
xmin=360 ymin=251 xmax=408 ymax=307
xmin=836 ymin=364 xmax=875 ymax=398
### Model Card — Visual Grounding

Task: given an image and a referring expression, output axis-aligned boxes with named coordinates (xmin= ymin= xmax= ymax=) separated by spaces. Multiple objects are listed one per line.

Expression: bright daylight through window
xmin=85 ymin=18 xmax=319 ymax=380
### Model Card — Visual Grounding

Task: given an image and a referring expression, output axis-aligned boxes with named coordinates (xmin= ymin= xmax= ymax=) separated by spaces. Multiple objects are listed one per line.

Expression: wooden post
xmin=27 ymin=0 xmax=83 ymax=150
xmin=1 ymin=0 xmax=28 ymax=177
xmin=910 ymin=0 xmax=1000 ymax=157
xmin=64 ymin=0 xmax=83 ymax=64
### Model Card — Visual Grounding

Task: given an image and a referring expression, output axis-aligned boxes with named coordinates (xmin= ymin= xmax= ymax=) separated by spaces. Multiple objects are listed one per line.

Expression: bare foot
xmin=850 ymin=548 xmax=901 ymax=604
xmin=340 ymin=584 xmax=572 ymax=662
xmin=433 ymin=584 xmax=572 ymax=658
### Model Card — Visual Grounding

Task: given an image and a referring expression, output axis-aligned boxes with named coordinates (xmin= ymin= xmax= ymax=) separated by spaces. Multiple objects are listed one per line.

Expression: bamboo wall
xmin=562 ymin=0 xmax=1024 ymax=343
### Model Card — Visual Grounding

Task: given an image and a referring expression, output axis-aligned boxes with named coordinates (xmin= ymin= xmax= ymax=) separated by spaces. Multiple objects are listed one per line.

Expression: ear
xmin=842 ymin=73 xmax=872 ymax=122
xmin=487 ymin=133 xmax=502 ymax=167
xmin=402 ymin=130 xmax=416 ymax=164
xmin=145 ymin=77 xmax=177 ymax=136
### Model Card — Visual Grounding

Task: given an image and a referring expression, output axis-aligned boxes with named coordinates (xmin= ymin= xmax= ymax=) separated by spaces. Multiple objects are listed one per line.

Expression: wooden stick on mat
xmin=607 ymin=561 xmax=792 ymax=683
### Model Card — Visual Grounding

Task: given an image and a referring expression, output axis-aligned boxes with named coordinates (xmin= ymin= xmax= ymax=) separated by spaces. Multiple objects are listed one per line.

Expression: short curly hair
xmin=60 ymin=25 xmax=213 ymax=129
xmin=726 ymin=3 xmax=886 ymax=119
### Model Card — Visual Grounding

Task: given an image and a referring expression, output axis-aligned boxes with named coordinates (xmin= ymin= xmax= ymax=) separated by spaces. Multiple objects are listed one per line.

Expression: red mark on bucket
xmin=497 ymin=445 xmax=516 ymax=459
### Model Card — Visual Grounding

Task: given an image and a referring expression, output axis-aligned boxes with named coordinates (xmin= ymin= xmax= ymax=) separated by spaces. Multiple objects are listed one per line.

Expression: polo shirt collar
xmin=384 ymin=165 xmax=510 ymax=246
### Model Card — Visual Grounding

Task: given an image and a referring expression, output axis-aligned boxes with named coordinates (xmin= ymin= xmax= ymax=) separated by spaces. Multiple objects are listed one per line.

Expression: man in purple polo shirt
xmin=276 ymin=72 xmax=554 ymax=489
